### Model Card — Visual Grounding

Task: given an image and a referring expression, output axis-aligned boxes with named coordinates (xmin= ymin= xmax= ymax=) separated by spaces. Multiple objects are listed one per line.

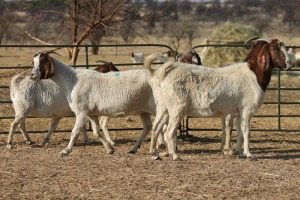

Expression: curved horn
xmin=44 ymin=50 xmax=62 ymax=56
xmin=96 ymin=60 xmax=109 ymax=64
xmin=253 ymin=37 xmax=271 ymax=43
xmin=244 ymin=36 xmax=261 ymax=44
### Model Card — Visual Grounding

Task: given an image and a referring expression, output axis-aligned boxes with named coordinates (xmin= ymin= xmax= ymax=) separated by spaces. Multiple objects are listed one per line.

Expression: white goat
xmin=287 ymin=47 xmax=300 ymax=66
xmin=30 ymin=52 xmax=171 ymax=156
xmin=156 ymin=50 xmax=176 ymax=63
xmin=7 ymin=74 xmax=92 ymax=149
xmin=145 ymin=38 xmax=292 ymax=161
xmin=130 ymin=51 xmax=144 ymax=67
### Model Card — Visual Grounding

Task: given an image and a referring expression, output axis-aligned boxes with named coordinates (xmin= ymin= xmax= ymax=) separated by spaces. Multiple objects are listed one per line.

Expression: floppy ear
xmin=269 ymin=39 xmax=287 ymax=70
xmin=44 ymin=56 xmax=55 ymax=78
xmin=244 ymin=41 xmax=268 ymax=62
xmin=257 ymin=44 xmax=271 ymax=72
xmin=255 ymin=44 xmax=273 ymax=91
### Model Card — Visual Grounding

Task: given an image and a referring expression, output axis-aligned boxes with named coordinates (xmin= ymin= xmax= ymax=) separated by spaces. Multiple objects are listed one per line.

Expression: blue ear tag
xmin=114 ymin=71 xmax=120 ymax=77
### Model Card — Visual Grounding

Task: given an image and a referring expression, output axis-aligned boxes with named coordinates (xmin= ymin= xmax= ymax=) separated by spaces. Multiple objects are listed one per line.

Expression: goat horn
xmin=44 ymin=49 xmax=62 ymax=56
xmin=244 ymin=36 xmax=261 ymax=44
xmin=96 ymin=60 xmax=109 ymax=64
xmin=253 ymin=37 xmax=271 ymax=43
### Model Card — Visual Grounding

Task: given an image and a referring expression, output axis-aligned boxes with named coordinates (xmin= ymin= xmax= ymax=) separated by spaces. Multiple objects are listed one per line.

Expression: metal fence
xmin=0 ymin=44 xmax=299 ymax=136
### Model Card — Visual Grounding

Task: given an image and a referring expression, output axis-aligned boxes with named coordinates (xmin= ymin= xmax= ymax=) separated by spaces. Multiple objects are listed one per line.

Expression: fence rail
xmin=0 ymin=44 xmax=299 ymax=135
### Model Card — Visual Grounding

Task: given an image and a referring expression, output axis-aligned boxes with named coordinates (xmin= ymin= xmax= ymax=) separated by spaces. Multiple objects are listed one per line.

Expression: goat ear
xmin=44 ymin=56 xmax=55 ymax=78
xmin=245 ymin=41 xmax=268 ymax=62
xmin=257 ymin=45 xmax=271 ymax=71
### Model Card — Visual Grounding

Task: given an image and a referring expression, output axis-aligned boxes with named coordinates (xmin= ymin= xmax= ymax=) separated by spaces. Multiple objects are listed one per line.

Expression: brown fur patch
xmin=39 ymin=53 xmax=55 ymax=79
xmin=245 ymin=39 xmax=287 ymax=91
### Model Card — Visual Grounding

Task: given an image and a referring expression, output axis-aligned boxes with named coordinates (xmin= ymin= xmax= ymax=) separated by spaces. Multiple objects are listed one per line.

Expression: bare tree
xmin=185 ymin=21 xmax=197 ymax=49
xmin=280 ymin=1 xmax=300 ymax=32
xmin=89 ymin=27 xmax=106 ymax=55
xmin=119 ymin=22 xmax=135 ymax=43
xmin=66 ymin=0 xmax=128 ymax=65
xmin=0 ymin=15 xmax=10 ymax=45
xmin=168 ymin=21 xmax=185 ymax=51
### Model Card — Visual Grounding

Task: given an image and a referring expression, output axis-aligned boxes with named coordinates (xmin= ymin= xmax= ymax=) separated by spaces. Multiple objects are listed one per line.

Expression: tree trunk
xmin=69 ymin=45 xmax=80 ymax=66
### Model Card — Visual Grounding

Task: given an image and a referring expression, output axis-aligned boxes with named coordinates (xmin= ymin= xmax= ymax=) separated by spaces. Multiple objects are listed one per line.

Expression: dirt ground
xmin=0 ymin=117 xmax=299 ymax=200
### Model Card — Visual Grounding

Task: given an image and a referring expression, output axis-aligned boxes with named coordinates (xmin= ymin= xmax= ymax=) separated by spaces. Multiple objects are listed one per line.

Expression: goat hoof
xmin=43 ymin=142 xmax=50 ymax=146
xmin=108 ymin=149 xmax=115 ymax=155
xmin=25 ymin=140 xmax=35 ymax=145
xmin=43 ymin=139 xmax=50 ymax=146
xmin=152 ymin=155 xmax=162 ymax=160
xmin=237 ymin=154 xmax=247 ymax=159
xmin=148 ymin=150 xmax=155 ymax=155
xmin=59 ymin=149 xmax=70 ymax=156
xmin=172 ymin=155 xmax=182 ymax=161
xmin=223 ymin=148 xmax=234 ymax=156
xmin=234 ymin=151 xmax=242 ymax=156
xmin=7 ymin=143 xmax=13 ymax=149
xmin=128 ymin=149 xmax=137 ymax=154
xmin=109 ymin=142 xmax=116 ymax=146
xmin=247 ymin=155 xmax=257 ymax=161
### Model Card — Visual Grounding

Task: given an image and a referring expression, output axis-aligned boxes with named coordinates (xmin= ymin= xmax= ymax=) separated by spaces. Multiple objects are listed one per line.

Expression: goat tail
xmin=144 ymin=54 xmax=174 ymax=78
xmin=10 ymin=74 xmax=27 ymax=87
xmin=144 ymin=54 xmax=160 ymax=75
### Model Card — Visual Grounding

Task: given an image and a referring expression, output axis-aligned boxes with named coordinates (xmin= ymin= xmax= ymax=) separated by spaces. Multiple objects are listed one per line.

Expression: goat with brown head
xmin=178 ymin=49 xmax=202 ymax=65
xmin=94 ymin=60 xmax=119 ymax=73
xmin=31 ymin=51 xmax=61 ymax=80
xmin=245 ymin=38 xmax=292 ymax=91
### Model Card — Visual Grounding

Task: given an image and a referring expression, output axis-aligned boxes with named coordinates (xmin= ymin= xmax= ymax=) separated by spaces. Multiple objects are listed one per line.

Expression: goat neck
xmin=244 ymin=39 xmax=291 ymax=92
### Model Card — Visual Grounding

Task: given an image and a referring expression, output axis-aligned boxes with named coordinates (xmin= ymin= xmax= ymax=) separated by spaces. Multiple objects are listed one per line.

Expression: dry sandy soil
xmin=0 ymin=117 xmax=300 ymax=200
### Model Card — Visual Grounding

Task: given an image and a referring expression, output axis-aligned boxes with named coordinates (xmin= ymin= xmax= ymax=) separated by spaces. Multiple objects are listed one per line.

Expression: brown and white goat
xmin=7 ymin=60 xmax=119 ymax=148
xmin=145 ymin=38 xmax=293 ymax=160
xmin=177 ymin=49 xmax=202 ymax=66
xmin=94 ymin=60 xmax=119 ymax=73
xmin=130 ymin=51 xmax=144 ymax=67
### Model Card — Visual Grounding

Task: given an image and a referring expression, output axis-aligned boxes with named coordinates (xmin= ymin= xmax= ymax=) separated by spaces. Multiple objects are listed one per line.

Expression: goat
xmin=222 ymin=44 xmax=298 ymax=155
xmin=156 ymin=50 xmax=178 ymax=63
xmin=177 ymin=50 xmax=202 ymax=65
xmin=7 ymin=74 xmax=92 ymax=149
xmin=287 ymin=47 xmax=300 ymax=66
xmin=145 ymin=38 xmax=293 ymax=161
xmin=94 ymin=60 xmax=119 ymax=73
xmin=130 ymin=51 xmax=144 ymax=67
xmin=8 ymin=59 xmax=121 ymax=149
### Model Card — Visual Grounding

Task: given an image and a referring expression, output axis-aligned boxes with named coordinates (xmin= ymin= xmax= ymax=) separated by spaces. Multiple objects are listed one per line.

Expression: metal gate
xmin=0 ymin=44 xmax=299 ymax=136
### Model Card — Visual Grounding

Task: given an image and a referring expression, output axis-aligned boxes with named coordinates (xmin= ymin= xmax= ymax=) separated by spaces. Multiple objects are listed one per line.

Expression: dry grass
xmin=0 ymin=126 xmax=299 ymax=199
xmin=202 ymin=22 xmax=260 ymax=67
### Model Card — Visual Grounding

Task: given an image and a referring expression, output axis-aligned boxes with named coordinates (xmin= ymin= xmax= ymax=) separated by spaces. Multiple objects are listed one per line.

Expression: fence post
xmin=277 ymin=70 xmax=281 ymax=131
xmin=85 ymin=45 xmax=89 ymax=69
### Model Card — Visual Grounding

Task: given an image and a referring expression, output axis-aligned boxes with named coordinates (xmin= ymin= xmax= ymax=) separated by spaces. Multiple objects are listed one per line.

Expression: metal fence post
xmin=277 ymin=70 xmax=281 ymax=131
xmin=85 ymin=45 xmax=89 ymax=69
